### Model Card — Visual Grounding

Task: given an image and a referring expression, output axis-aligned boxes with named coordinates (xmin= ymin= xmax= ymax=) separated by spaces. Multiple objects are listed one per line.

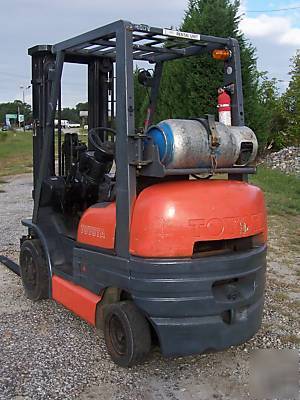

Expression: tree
xmin=155 ymin=0 xmax=261 ymax=133
xmin=255 ymin=73 xmax=288 ymax=150
xmin=281 ymin=51 xmax=300 ymax=146
xmin=60 ymin=107 xmax=80 ymax=123
xmin=76 ymin=102 xmax=88 ymax=112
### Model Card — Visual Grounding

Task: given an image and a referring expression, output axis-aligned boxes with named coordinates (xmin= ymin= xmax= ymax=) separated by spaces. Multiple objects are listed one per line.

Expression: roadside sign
xmin=6 ymin=114 xmax=18 ymax=119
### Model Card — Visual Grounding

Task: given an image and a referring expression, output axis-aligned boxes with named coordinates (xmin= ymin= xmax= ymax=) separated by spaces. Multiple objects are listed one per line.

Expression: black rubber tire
xmin=104 ymin=301 xmax=151 ymax=367
xmin=19 ymin=239 xmax=49 ymax=301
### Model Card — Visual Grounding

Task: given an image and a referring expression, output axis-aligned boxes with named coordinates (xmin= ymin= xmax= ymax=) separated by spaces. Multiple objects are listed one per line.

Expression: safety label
xmin=163 ymin=29 xmax=201 ymax=41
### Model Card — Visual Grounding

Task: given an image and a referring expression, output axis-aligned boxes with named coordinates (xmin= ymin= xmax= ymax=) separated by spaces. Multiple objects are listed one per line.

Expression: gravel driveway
xmin=0 ymin=174 xmax=299 ymax=400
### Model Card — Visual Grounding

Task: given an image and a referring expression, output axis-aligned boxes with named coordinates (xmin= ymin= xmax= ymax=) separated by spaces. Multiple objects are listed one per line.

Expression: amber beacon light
xmin=212 ymin=49 xmax=231 ymax=60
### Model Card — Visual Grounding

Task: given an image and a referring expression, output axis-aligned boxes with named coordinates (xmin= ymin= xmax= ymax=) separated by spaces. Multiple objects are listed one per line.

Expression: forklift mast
xmin=30 ymin=49 xmax=113 ymax=186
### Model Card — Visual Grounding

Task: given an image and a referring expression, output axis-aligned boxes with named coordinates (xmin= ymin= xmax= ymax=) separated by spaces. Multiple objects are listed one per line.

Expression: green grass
xmin=0 ymin=131 xmax=33 ymax=177
xmin=0 ymin=130 xmax=87 ymax=178
xmin=251 ymin=167 xmax=300 ymax=215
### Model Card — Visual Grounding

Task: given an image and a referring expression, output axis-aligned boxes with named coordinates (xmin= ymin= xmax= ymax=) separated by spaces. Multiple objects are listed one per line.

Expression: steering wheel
xmin=88 ymin=127 xmax=116 ymax=158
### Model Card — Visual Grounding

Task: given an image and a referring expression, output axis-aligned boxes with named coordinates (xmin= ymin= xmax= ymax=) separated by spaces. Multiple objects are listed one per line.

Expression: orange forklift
xmin=16 ymin=21 xmax=266 ymax=367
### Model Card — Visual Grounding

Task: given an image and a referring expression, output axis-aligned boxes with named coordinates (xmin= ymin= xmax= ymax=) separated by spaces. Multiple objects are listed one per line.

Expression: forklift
xmin=19 ymin=20 xmax=267 ymax=367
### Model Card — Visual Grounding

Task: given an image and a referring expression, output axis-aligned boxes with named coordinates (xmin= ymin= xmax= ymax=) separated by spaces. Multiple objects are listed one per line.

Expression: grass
xmin=0 ymin=130 xmax=87 ymax=178
xmin=0 ymin=131 xmax=33 ymax=177
xmin=251 ymin=167 xmax=300 ymax=216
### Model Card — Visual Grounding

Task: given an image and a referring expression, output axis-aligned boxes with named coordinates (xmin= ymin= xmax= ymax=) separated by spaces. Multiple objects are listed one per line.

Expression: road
xmin=0 ymin=174 xmax=299 ymax=400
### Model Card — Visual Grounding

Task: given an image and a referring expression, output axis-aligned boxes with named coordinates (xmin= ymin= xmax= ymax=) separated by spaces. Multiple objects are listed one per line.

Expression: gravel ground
xmin=0 ymin=174 xmax=299 ymax=400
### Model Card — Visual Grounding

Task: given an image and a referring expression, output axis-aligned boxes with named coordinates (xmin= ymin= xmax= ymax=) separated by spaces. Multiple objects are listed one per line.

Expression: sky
xmin=0 ymin=0 xmax=300 ymax=107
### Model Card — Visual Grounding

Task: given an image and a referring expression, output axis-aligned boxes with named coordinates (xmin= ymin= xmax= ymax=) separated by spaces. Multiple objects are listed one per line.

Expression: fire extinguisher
xmin=217 ymin=88 xmax=231 ymax=126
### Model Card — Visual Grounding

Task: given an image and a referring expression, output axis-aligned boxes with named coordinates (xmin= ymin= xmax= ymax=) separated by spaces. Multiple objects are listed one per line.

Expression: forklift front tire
xmin=104 ymin=301 xmax=151 ymax=367
xmin=19 ymin=239 xmax=49 ymax=301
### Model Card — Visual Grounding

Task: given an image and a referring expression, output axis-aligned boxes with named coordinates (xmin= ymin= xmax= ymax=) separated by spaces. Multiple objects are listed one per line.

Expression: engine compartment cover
xmin=77 ymin=180 xmax=267 ymax=258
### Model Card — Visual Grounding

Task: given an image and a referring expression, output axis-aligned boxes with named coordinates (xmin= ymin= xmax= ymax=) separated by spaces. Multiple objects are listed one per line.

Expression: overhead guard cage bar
xmin=28 ymin=20 xmax=245 ymax=258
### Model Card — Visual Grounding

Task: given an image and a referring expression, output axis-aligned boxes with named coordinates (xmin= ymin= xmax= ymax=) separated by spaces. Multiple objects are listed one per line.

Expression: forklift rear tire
xmin=19 ymin=239 xmax=49 ymax=301
xmin=104 ymin=301 xmax=151 ymax=367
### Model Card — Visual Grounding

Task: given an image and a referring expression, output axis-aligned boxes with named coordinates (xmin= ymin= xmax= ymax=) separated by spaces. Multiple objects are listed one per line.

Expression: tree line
xmin=0 ymin=102 xmax=88 ymax=126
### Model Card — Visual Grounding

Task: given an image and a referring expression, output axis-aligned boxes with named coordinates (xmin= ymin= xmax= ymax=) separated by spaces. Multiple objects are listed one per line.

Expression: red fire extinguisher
xmin=217 ymin=88 xmax=231 ymax=126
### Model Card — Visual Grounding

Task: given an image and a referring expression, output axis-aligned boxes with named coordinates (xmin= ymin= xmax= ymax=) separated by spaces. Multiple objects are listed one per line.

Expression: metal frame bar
xmin=53 ymin=20 xmax=125 ymax=52
xmin=32 ymin=51 xmax=65 ymax=223
xmin=144 ymin=62 xmax=164 ymax=131
xmin=224 ymin=38 xmax=244 ymax=126
xmin=49 ymin=21 xmax=231 ymax=64
xmin=57 ymin=82 xmax=62 ymax=176
xmin=166 ymin=167 xmax=256 ymax=176
xmin=115 ymin=22 xmax=136 ymax=258
xmin=88 ymin=58 xmax=112 ymax=141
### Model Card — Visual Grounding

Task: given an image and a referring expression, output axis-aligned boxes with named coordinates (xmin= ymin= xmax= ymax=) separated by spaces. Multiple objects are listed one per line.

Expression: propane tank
xmin=218 ymin=88 xmax=231 ymax=126
xmin=147 ymin=119 xmax=258 ymax=169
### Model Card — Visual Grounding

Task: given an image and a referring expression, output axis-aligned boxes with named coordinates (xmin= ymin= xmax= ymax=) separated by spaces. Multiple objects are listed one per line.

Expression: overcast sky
xmin=0 ymin=0 xmax=300 ymax=107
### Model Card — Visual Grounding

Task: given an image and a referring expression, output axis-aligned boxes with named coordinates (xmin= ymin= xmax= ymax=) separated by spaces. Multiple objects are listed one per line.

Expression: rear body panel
xmin=71 ymin=244 xmax=266 ymax=356
xmin=52 ymin=275 xmax=101 ymax=325
xmin=77 ymin=180 xmax=267 ymax=257
xmin=77 ymin=203 xmax=116 ymax=250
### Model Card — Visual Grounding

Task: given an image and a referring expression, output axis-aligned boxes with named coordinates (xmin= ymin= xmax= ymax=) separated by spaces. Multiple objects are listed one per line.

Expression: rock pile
xmin=264 ymin=146 xmax=300 ymax=175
